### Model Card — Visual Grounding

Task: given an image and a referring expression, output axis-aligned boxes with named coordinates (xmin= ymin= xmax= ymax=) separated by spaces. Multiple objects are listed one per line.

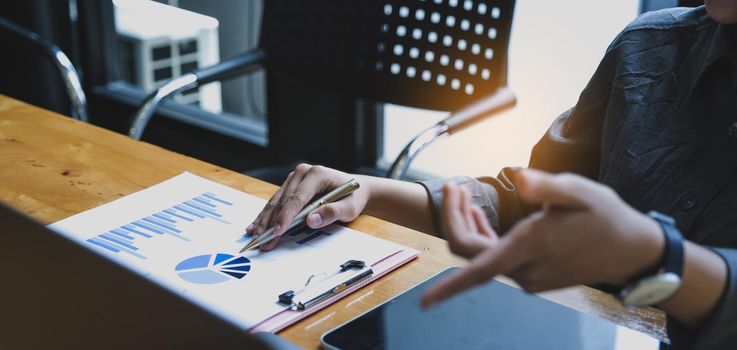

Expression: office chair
xmin=129 ymin=0 xmax=516 ymax=180
xmin=0 ymin=17 xmax=88 ymax=122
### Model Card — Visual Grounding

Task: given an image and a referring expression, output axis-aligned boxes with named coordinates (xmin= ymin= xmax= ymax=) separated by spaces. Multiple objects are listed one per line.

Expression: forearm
xmin=657 ymin=241 xmax=728 ymax=326
xmin=360 ymin=175 xmax=435 ymax=235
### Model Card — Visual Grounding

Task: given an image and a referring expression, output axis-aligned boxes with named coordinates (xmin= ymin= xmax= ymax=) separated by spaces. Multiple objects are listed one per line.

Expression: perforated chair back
xmin=261 ymin=0 xmax=515 ymax=112
xmin=128 ymin=0 xmax=517 ymax=180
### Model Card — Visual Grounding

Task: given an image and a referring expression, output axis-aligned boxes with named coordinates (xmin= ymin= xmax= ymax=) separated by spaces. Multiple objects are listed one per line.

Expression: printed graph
xmin=175 ymin=253 xmax=252 ymax=284
xmin=86 ymin=192 xmax=233 ymax=259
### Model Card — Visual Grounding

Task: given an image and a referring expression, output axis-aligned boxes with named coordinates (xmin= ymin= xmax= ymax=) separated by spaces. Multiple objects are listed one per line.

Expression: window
xmin=382 ymin=0 xmax=640 ymax=178
xmin=108 ymin=0 xmax=266 ymax=143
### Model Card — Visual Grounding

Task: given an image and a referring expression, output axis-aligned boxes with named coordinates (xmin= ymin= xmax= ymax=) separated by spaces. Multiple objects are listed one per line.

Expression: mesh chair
xmin=0 ymin=17 xmax=88 ymax=122
xmin=129 ymin=0 xmax=516 ymax=180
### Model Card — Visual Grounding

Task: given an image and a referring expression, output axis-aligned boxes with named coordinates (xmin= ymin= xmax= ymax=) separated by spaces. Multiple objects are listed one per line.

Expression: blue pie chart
xmin=175 ymin=253 xmax=251 ymax=284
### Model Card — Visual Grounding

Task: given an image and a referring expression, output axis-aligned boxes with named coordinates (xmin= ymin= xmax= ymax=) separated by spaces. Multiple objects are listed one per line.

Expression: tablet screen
xmin=321 ymin=268 xmax=661 ymax=350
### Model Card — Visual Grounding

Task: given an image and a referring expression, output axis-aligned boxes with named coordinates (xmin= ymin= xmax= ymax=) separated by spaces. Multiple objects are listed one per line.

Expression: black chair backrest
xmin=261 ymin=0 xmax=515 ymax=112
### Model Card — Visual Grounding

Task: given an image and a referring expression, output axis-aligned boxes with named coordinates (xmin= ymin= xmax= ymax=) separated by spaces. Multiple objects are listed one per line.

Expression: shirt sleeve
xmin=417 ymin=169 xmax=514 ymax=236
xmin=415 ymin=18 xmax=628 ymax=236
xmin=416 ymin=41 xmax=620 ymax=236
xmin=667 ymin=247 xmax=737 ymax=350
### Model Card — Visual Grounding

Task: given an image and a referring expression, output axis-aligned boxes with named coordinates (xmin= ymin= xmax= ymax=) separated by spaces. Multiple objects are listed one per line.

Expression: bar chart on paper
xmin=84 ymin=192 xmax=234 ymax=260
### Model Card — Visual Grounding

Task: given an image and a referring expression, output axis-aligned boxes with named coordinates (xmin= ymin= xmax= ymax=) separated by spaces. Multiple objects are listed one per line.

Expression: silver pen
xmin=239 ymin=178 xmax=360 ymax=252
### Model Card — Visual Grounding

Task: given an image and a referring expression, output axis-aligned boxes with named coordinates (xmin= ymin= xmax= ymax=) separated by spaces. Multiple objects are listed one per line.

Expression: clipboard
xmin=45 ymin=172 xmax=419 ymax=333
xmin=251 ymin=248 xmax=418 ymax=333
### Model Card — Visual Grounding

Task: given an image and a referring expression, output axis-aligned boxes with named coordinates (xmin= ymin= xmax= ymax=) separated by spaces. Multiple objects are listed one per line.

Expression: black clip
xmin=278 ymin=290 xmax=296 ymax=305
xmin=340 ymin=260 xmax=366 ymax=272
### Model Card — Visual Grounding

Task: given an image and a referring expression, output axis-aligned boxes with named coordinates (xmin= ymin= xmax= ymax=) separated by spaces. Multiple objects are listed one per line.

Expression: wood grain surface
xmin=0 ymin=95 xmax=666 ymax=348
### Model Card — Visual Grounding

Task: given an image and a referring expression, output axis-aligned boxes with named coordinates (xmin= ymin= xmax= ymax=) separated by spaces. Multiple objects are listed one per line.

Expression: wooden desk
xmin=0 ymin=95 xmax=666 ymax=347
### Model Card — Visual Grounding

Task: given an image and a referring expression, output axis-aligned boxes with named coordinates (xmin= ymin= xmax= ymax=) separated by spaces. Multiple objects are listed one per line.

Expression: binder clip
xmin=278 ymin=259 xmax=372 ymax=310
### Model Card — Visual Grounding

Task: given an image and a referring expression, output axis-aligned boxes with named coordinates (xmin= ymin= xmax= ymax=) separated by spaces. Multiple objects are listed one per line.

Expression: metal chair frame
xmin=129 ymin=0 xmax=517 ymax=180
xmin=0 ymin=17 xmax=88 ymax=122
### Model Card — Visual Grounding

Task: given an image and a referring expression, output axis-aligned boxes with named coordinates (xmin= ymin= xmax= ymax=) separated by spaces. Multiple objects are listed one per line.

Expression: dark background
xmin=0 ymin=0 xmax=701 ymax=182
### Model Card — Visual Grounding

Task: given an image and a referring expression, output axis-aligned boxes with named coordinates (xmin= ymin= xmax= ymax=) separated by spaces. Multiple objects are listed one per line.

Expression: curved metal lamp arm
xmin=128 ymin=49 xmax=267 ymax=140
xmin=0 ymin=17 xmax=88 ymax=122
xmin=387 ymin=87 xmax=517 ymax=180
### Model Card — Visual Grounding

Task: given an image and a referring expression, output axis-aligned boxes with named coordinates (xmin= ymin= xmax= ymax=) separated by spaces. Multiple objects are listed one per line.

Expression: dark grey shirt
xmin=420 ymin=7 xmax=737 ymax=350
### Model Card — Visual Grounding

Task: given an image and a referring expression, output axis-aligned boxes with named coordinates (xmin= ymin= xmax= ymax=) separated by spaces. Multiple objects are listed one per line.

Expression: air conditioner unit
xmin=114 ymin=0 xmax=222 ymax=113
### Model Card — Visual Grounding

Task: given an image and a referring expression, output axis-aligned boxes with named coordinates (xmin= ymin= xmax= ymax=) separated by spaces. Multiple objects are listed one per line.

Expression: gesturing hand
xmin=422 ymin=169 xmax=664 ymax=308
xmin=440 ymin=183 xmax=499 ymax=259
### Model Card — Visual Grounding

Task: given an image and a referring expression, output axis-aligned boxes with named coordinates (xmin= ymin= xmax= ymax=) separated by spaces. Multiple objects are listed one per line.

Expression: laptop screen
xmin=0 ymin=203 xmax=271 ymax=349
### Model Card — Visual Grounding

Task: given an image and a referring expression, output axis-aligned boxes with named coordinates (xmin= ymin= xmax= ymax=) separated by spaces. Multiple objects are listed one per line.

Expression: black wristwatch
xmin=618 ymin=211 xmax=684 ymax=307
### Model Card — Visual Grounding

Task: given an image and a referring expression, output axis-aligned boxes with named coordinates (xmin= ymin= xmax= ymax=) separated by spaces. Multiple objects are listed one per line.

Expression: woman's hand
xmin=247 ymin=163 xmax=371 ymax=251
xmin=440 ymin=183 xmax=499 ymax=259
xmin=422 ymin=168 xmax=665 ymax=308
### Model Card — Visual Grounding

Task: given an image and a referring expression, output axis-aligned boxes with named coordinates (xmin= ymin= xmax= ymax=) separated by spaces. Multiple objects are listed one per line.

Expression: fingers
xmin=259 ymin=235 xmax=282 ymax=252
xmin=470 ymin=205 xmax=496 ymax=238
xmin=423 ymin=211 xmax=547 ymax=308
xmin=248 ymin=171 xmax=296 ymax=236
xmin=422 ymin=236 xmax=528 ymax=308
xmin=248 ymin=164 xmax=337 ymax=240
xmin=507 ymin=263 xmax=573 ymax=293
xmin=307 ymin=200 xmax=358 ymax=228
xmin=440 ymin=183 xmax=500 ymax=259
xmin=515 ymin=169 xmax=601 ymax=209
xmin=246 ymin=163 xmax=361 ymax=252
xmin=270 ymin=166 xmax=328 ymax=236
xmin=458 ymin=186 xmax=477 ymax=233
xmin=440 ymin=183 xmax=469 ymax=235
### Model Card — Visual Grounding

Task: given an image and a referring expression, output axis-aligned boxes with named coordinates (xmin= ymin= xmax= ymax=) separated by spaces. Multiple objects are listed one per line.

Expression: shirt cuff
xmin=416 ymin=176 xmax=501 ymax=237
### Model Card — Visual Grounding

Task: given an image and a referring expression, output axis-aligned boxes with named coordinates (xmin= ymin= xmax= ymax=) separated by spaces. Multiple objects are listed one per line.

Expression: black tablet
xmin=321 ymin=267 xmax=661 ymax=350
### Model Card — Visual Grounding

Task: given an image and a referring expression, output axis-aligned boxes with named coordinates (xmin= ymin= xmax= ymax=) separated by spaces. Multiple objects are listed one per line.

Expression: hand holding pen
xmin=243 ymin=164 xmax=370 ymax=252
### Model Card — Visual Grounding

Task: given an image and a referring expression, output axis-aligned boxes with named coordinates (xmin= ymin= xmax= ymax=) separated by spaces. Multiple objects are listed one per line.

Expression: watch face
xmin=622 ymin=273 xmax=681 ymax=307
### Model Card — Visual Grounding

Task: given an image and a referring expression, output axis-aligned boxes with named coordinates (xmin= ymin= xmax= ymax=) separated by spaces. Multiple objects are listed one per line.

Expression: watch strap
xmin=648 ymin=211 xmax=684 ymax=277
xmin=616 ymin=211 xmax=684 ymax=306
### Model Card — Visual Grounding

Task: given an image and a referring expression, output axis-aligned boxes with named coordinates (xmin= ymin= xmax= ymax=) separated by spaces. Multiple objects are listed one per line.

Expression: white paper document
xmin=49 ymin=172 xmax=408 ymax=329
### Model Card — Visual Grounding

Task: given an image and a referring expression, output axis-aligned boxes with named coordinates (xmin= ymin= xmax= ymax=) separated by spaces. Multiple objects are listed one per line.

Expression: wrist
xmin=357 ymin=176 xmax=435 ymax=234
xmin=356 ymin=175 xmax=379 ymax=216
xmin=617 ymin=212 xmax=666 ymax=286
xmin=638 ymin=213 xmax=667 ymax=274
